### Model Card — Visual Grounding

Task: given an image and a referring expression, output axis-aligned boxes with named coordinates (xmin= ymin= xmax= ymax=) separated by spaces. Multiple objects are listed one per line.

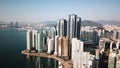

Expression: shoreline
xmin=21 ymin=49 xmax=73 ymax=68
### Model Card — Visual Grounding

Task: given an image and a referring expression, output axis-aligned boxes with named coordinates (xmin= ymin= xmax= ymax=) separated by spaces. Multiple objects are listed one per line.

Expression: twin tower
xmin=57 ymin=14 xmax=81 ymax=39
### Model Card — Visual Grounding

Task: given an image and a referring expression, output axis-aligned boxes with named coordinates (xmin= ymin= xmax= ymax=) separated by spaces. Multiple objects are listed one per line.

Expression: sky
xmin=0 ymin=0 xmax=120 ymax=23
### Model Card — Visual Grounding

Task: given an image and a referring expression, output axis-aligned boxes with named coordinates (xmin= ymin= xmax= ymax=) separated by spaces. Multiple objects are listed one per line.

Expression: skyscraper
xmin=56 ymin=36 xmax=71 ymax=59
xmin=26 ymin=30 xmax=38 ymax=51
xmin=15 ymin=22 xmax=19 ymax=28
xmin=113 ymin=29 xmax=118 ymax=39
xmin=62 ymin=37 xmax=70 ymax=59
xmin=26 ymin=30 xmax=33 ymax=50
xmin=108 ymin=51 xmax=116 ymax=68
xmin=38 ymin=31 xmax=45 ymax=52
xmin=118 ymin=29 xmax=120 ymax=39
xmin=70 ymin=14 xmax=77 ymax=38
xmin=10 ymin=22 xmax=14 ymax=28
xmin=47 ymin=38 xmax=54 ymax=54
xmin=67 ymin=14 xmax=81 ymax=39
xmin=58 ymin=37 xmax=62 ymax=56
xmin=58 ymin=18 xmax=67 ymax=36
xmin=32 ymin=30 xmax=38 ymax=50
xmin=67 ymin=15 xmax=71 ymax=38
xmin=54 ymin=36 xmax=58 ymax=55
xmin=72 ymin=38 xmax=94 ymax=68
xmin=76 ymin=17 xmax=81 ymax=39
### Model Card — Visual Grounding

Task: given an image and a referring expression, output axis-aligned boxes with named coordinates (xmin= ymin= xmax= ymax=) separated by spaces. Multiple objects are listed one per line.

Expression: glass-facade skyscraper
xmin=38 ymin=31 xmax=45 ymax=52
xmin=76 ymin=17 xmax=81 ymax=39
xmin=58 ymin=18 xmax=67 ymax=36
xmin=67 ymin=14 xmax=81 ymax=39
xmin=57 ymin=14 xmax=81 ymax=39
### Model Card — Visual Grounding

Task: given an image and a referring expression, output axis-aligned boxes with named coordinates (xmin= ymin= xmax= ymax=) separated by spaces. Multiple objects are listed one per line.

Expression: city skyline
xmin=0 ymin=0 xmax=120 ymax=23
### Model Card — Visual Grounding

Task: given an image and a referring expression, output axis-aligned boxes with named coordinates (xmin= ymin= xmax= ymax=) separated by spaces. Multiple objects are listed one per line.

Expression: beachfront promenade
xmin=21 ymin=50 xmax=73 ymax=68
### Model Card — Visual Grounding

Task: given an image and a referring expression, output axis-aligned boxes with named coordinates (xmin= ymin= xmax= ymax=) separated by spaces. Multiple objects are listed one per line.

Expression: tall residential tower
xmin=58 ymin=18 xmax=67 ymax=37
xmin=67 ymin=14 xmax=81 ymax=39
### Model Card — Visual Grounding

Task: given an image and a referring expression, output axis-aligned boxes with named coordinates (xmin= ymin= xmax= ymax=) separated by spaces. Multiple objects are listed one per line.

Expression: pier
xmin=21 ymin=50 xmax=73 ymax=68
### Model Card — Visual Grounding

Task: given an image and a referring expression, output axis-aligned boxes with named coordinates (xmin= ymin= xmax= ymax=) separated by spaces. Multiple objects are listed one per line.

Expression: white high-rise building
xmin=27 ymin=29 xmax=38 ymax=50
xmin=32 ymin=30 xmax=38 ymax=48
xmin=95 ymin=49 xmax=100 ymax=59
xmin=27 ymin=30 xmax=37 ymax=50
xmin=54 ymin=36 xmax=58 ymax=55
xmin=58 ymin=37 xmax=62 ymax=56
xmin=47 ymin=38 xmax=54 ymax=54
xmin=108 ymin=52 xmax=116 ymax=68
xmin=72 ymin=38 xmax=83 ymax=61
xmin=108 ymin=40 xmax=120 ymax=68
xmin=26 ymin=29 xmax=46 ymax=52
xmin=38 ymin=31 xmax=45 ymax=52
xmin=26 ymin=30 xmax=32 ymax=50
xmin=72 ymin=38 xmax=94 ymax=68
xmin=116 ymin=52 xmax=120 ymax=68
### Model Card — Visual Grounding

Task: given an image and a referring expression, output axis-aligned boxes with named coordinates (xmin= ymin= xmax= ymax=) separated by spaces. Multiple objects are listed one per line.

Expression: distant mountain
xmin=18 ymin=22 xmax=36 ymax=25
xmin=40 ymin=20 xmax=102 ymax=27
xmin=0 ymin=20 xmax=103 ymax=27
xmin=0 ymin=21 xmax=7 ymax=24
xmin=81 ymin=20 xmax=102 ymax=27
xmin=96 ymin=20 xmax=120 ymax=26
xmin=40 ymin=21 xmax=57 ymax=25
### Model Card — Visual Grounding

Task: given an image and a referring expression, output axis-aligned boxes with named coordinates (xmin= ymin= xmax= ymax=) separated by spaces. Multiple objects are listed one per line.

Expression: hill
xmin=81 ymin=20 xmax=102 ymax=27
xmin=40 ymin=20 xmax=102 ymax=27
xmin=97 ymin=20 xmax=120 ymax=26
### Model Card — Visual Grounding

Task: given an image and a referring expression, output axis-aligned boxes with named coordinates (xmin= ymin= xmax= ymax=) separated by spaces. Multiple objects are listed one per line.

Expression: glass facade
xmin=58 ymin=19 xmax=67 ymax=36
xmin=67 ymin=14 xmax=81 ymax=39
xmin=38 ymin=31 xmax=45 ymax=52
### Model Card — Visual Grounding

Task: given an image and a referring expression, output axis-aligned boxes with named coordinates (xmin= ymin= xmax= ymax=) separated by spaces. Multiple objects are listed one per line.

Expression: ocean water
xmin=0 ymin=29 xmax=58 ymax=68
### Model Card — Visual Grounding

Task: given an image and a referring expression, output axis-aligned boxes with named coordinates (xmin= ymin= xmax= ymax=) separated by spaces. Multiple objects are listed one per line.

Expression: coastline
xmin=21 ymin=50 xmax=73 ymax=68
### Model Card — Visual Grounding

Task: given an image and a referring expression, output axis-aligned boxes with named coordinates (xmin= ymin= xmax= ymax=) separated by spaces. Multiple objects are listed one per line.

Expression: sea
xmin=0 ymin=28 xmax=58 ymax=68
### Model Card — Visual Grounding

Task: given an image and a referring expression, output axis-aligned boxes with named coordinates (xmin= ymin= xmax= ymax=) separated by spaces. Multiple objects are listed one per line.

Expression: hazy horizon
xmin=0 ymin=0 xmax=120 ymax=23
